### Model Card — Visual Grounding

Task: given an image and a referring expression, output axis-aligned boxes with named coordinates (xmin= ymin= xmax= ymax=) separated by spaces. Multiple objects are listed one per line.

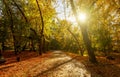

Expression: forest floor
xmin=0 ymin=50 xmax=120 ymax=77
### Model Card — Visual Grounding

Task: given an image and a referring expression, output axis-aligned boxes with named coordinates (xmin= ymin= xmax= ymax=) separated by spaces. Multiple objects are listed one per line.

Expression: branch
xmin=12 ymin=0 xmax=28 ymax=22
xmin=2 ymin=0 xmax=13 ymax=28
xmin=67 ymin=28 xmax=84 ymax=55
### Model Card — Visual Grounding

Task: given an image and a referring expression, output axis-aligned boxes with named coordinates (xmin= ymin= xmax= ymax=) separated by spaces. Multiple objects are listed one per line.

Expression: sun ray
xmin=78 ymin=13 xmax=86 ymax=22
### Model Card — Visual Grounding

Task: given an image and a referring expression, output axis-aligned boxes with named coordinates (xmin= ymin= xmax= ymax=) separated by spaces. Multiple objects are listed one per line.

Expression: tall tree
xmin=70 ymin=0 xmax=97 ymax=63
xmin=36 ymin=0 xmax=45 ymax=55
xmin=2 ymin=0 xmax=30 ymax=55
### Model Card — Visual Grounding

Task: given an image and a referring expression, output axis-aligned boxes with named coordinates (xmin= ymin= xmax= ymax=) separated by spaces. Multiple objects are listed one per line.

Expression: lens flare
xmin=78 ymin=13 xmax=86 ymax=22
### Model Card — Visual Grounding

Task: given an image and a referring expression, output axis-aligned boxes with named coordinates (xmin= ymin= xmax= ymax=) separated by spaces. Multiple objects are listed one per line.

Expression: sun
xmin=78 ymin=13 xmax=86 ymax=22
xmin=67 ymin=12 xmax=87 ymax=24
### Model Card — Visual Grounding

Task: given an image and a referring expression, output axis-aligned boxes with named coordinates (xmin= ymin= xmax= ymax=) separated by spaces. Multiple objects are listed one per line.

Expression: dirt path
xmin=30 ymin=51 xmax=91 ymax=77
xmin=1 ymin=51 xmax=103 ymax=77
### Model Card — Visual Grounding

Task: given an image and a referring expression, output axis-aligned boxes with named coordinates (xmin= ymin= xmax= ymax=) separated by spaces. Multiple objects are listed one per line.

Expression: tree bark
xmin=70 ymin=0 xmax=97 ymax=63
xmin=36 ymin=0 xmax=45 ymax=55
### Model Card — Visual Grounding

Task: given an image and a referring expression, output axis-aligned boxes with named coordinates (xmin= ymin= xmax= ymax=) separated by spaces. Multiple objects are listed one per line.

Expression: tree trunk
xmin=1 ymin=42 xmax=5 ymax=52
xmin=70 ymin=0 xmax=97 ymax=63
xmin=81 ymin=26 xmax=97 ymax=63
xmin=42 ymin=37 xmax=46 ymax=53
xmin=36 ymin=0 xmax=45 ymax=55
xmin=3 ymin=0 xmax=18 ymax=55
xmin=30 ymin=40 xmax=35 ymax=51
xmin=67 ymin=29 xmax=84 ymax=56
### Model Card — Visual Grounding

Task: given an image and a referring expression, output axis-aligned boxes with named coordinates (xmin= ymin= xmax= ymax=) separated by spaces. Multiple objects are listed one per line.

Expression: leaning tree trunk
xmin=3 ymin=0 xmax=28 ymax=55
xmin=36 ymin=0 xmax=45 ymax=55
xmin=70 ymin=0 xmax=97 ymax=63
xmin=3 ymin=0 xmax=17 ymax=55
xmin=67 ymin=29 xmax=84 ymax=56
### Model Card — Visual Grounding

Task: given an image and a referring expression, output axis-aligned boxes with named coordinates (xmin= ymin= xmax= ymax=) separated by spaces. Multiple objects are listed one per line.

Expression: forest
xmin=0 ymin=0 xmax=120 ymax=77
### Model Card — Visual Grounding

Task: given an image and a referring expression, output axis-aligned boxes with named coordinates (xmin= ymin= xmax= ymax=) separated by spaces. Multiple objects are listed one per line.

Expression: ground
xmin=0 ymin=50 xmax=120 ymax=77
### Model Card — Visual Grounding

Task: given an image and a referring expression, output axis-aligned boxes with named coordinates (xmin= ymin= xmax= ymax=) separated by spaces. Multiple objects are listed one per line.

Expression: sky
xmin=54 ymin=0 xmax=75 ymax=21
xmin=54 ymin=0 xmax=77 ymax=25
xmin=55 ymin=0 xmax=66 ymax=19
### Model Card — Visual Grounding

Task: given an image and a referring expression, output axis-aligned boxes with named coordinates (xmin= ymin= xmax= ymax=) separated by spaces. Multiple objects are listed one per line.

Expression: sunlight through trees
xmin=0 ymin=0 xmax=120 ymax=63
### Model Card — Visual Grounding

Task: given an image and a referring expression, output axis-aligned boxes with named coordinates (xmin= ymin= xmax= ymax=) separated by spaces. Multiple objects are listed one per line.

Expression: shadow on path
xmin=32 ymin=51 xmax=91 ymax=77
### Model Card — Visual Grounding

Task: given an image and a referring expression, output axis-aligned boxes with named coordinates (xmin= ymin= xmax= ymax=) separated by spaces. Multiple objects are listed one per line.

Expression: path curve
xmin=33 ymin=51 xmax=91 ymax=77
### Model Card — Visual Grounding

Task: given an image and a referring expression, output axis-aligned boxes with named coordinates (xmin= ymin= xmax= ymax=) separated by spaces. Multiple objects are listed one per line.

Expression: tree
xmin=87 ymin=0 xmax=120 ymax=54
xmin=2 ymin=0 xmax=30 ymax=55
xmin=35 ymin=0 xmax=45 ymax=55
xmin=70 ymin=0 xmax=97 ymax=63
